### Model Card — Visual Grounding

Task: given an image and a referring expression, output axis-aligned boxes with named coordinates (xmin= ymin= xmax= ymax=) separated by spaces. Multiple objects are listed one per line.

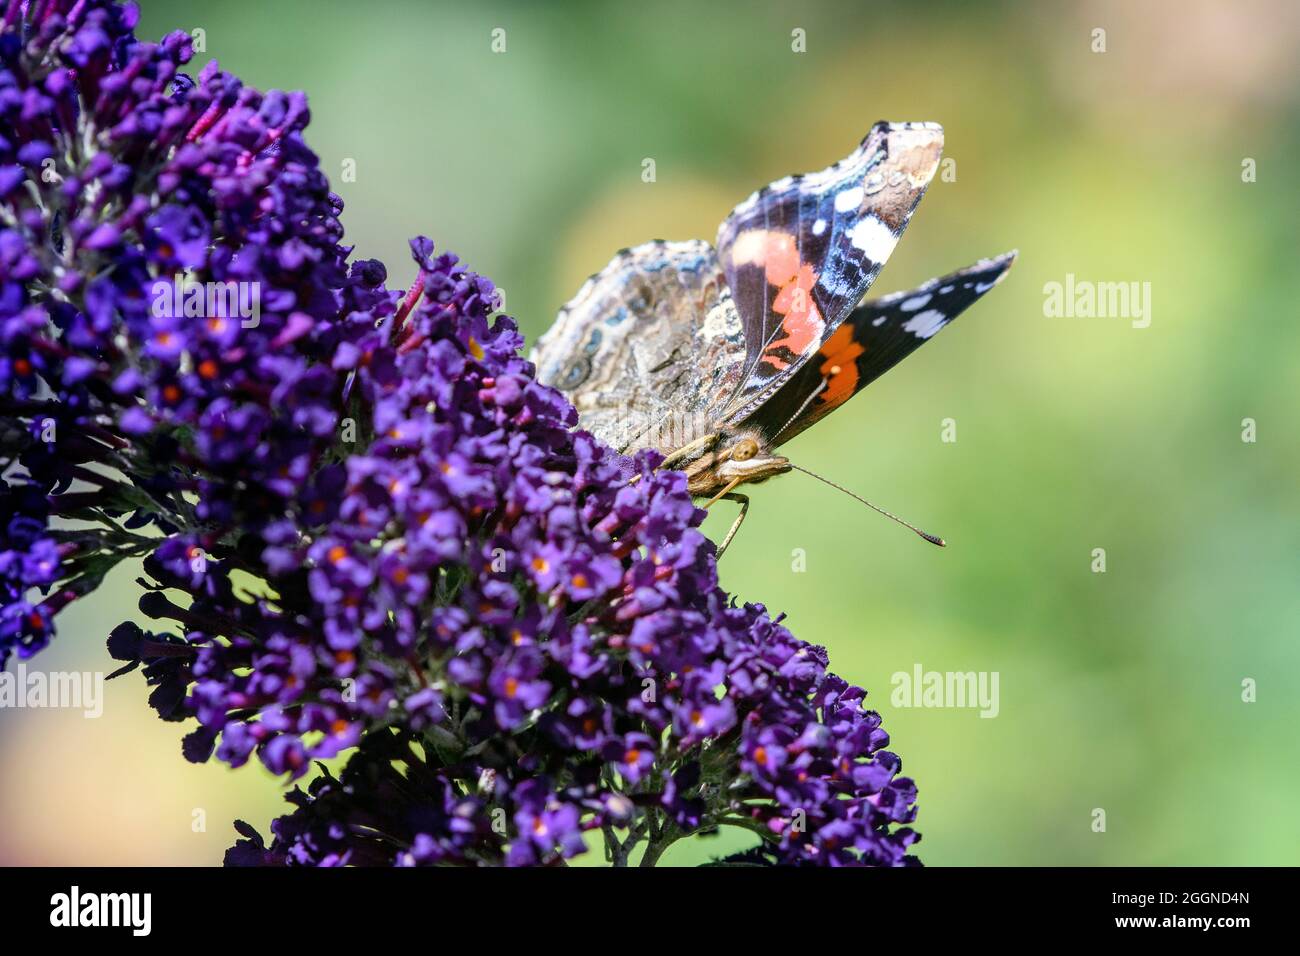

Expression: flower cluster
xmin=1 ymin=0 xmax=919 ymax=865
xmin=0 ymin=482 xmax=62 ymax=662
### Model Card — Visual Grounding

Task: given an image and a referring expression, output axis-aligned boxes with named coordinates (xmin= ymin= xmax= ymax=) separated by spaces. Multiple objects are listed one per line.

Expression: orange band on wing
xmin=770 ymin=263 xmax=822 ymax=358
xmin=816 ymin=323 xmax=865 ymax=411
xmin=735 ymin=228 xmax=827 ymax=371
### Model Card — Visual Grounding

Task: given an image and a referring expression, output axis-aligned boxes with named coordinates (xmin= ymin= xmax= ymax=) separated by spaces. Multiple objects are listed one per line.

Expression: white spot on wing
xmin=900 ymin=293 xmax=932 ymax=312
xmin=902 ymin=308 xmax=947 ymax=339
xmin=812 ymin=218 xmax=827 ymax=236
xmin=731 ymin=230 xmax=768 ymax=265
xmin=833 ymin=186 xmax=864 ymax=213
xmin=845 ymin=216 xmax=898 ymax=262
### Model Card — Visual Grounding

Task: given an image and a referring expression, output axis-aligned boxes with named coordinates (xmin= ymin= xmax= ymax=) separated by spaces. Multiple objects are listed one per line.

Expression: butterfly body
xmin=533 ymin=122 xmax=1015 ymax=547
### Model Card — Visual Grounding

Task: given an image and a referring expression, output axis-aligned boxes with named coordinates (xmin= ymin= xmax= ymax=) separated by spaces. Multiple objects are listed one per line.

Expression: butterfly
xmin=531 ymin=121 xmax=1015 ymax=554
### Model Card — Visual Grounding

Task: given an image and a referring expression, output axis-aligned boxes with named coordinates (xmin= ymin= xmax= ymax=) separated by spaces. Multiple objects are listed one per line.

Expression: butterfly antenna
xmin=788 ymin=463 xmax=946 ymax=547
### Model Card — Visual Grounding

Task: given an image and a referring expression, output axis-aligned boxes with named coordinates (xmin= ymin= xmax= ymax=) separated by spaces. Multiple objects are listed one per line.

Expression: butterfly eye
xmin=732 ymin=438 xmax=758 ymax=461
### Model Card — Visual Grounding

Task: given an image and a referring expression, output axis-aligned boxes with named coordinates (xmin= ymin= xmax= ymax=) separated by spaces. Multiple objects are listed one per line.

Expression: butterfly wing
xmin=715 ymin=122 xmax=945 ymax=422
xmin=530 ymin=240 xmax=745 ymax=454
xmin=743 ymin=251 xmax=1017 ymax=447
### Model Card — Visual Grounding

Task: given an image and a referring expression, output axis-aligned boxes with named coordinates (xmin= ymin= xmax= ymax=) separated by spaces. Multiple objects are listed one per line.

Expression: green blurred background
xmin=3 ymin=0 xmax=1298 ymax=866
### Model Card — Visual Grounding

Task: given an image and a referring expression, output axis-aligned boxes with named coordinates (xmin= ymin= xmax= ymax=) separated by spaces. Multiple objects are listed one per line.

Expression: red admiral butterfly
xmin=532 ymin=122 xmax=1015 ymax=554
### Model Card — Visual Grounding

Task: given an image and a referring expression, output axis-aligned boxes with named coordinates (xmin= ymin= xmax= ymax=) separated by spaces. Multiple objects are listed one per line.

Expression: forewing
xmin=530 ymin=240 xmax=745 ymax=454
xmin=716 ymin=122 xmax=945 ymax=420
xmin=742 ymin=251 xmax=1017 ymax=446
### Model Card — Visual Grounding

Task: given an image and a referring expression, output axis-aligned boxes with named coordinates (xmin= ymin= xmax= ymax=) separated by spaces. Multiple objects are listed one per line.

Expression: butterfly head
xmin=680 ymin=428 xmax=790 ymax=497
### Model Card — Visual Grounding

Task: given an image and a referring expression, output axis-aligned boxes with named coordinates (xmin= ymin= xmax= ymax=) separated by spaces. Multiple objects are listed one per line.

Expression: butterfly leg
xmin=714 ymin=493 xmax=750 ymax=560
xmin=627 ymin=433 xmax=719 ymax=487
xmin=701 ymin=477 xmax=748 ymax=559
xmin=659 ymin=432 xmax=720 ymax=471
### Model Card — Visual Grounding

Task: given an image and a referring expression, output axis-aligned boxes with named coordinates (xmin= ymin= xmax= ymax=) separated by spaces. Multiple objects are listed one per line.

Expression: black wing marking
xmin=741 ymin=251 xmax=1017 ymax=447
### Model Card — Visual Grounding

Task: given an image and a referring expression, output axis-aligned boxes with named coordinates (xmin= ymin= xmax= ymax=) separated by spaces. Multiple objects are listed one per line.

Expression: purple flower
xmin=603 ymin=732 xmax=659 ymax=785
xmin=487 ymin=649 xmax=552 ymax=729
xmin=1 ymin=0 xmax=920 ymax=867
xmin=507 ymin=780 xmax=587 ymax=865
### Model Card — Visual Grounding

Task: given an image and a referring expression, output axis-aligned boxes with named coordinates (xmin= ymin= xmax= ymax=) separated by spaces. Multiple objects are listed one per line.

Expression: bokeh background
xmin=3 ymin=0 xmax=1298 ymax=866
